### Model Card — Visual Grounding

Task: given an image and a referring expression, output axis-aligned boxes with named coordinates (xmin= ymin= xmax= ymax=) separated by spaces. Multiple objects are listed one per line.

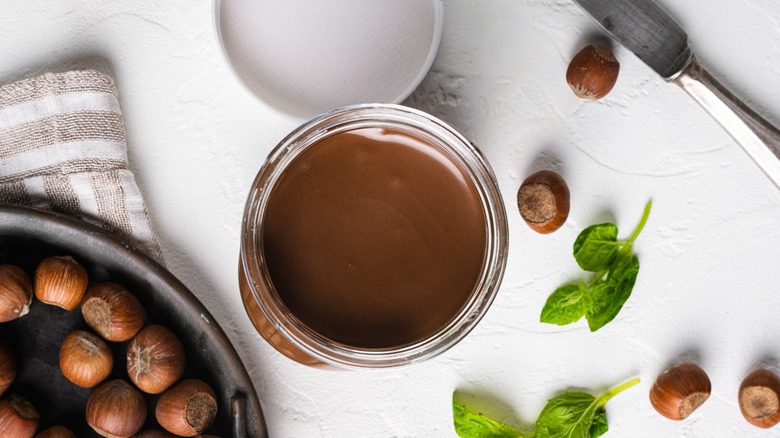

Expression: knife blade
xmin=572 ymin=0 xmax=691 ymax=80
xmin=573 ymin=0 xmax=780 ymax=189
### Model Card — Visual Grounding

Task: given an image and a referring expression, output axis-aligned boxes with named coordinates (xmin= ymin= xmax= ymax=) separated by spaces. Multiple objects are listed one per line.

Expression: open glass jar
xmin=239 ymin=104 xmax=508 ymax=369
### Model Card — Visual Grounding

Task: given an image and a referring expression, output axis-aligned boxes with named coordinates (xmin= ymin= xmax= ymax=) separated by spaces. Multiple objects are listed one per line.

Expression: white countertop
xmin=3 ymin=1 xmax=780 ymax=436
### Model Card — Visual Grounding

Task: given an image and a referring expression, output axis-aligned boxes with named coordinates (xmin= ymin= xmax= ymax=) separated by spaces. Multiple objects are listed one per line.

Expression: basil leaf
xmin=535 ymin=392 xmax=598 ymax=438
xmin=584 ymin=282 xmax=615 ymax=332
xmin=540 ymin=283 xmax=590 ymax=326
xmin=607 ymin=252 xmax=639 ymax=290
xmin=540 ymin=201 xmax=651 ymax=331
xmin=585 ymin=254 xmax=639 ymax=332
xmin=453 ymin=401 xmax=527 ymax=438
xmin=572 ymin=224 xmax=620 ymax=272
xmin=589 ymin=408 xmax=608 ymax=438
xmin=453 ymin=379 xmax=639 ymax=438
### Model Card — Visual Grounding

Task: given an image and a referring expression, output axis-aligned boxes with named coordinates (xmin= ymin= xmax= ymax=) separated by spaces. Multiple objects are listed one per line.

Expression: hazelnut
xmin=34 ymin=256 xmax=89 ymax=310
xmin=517 ymin=170 xmax=570 ymax=234
xmin=156 ymin=379 xmax=218 ymax=437
xmin=127 ymin=324 xmax=186 ymax=394
xmin=86 ymin=379 xmax=147 ymax=438
xmin=649 ymin=362 xmax=711 ymax=420
xmin=82 ymin=283 xmax=146 ymax=342
xmin=0 ymin=338 xmax=16 ymax=397
xmin=59 ymin=330 xmax=113 ymax=388
xmin=34 ymin=425 xmax=77 ymax=438
xmin=0 ymin=393 xmax=40 ymax=438
xmin=0 ymin=264 xmax=32 ymax=322
xmin=739 ymin=369 xmax=780 ymax=428
xmin=566 ymin=44 xmax=620 ymax=99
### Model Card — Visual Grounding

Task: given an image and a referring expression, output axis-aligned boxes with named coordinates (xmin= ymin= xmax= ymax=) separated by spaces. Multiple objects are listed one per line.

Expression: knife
xmin=572 ymin=0 xmax=780 ymax=189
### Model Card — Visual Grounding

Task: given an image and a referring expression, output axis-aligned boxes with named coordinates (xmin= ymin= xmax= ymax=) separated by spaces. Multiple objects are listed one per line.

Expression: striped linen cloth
xmin=0 ymin=69 xmax=164 ymax=264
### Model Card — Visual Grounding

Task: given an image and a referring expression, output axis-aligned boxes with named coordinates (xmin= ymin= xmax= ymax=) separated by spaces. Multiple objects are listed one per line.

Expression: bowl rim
xmin=240 ymin=104 xmax=509 ymax=369
xmin=0 ymin=203 xmax=267 ymax=437
xmin=211 ymin=0 xmax=444 ymax=120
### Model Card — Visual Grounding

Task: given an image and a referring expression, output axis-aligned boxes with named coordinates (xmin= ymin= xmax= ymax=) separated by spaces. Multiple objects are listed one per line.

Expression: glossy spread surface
xmin=262 ymin=127 xmax=487 ymax=348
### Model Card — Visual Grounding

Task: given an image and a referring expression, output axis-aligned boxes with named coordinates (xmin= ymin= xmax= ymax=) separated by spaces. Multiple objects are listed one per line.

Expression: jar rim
xmin=240 ymin=104 xmax=508 ymax=369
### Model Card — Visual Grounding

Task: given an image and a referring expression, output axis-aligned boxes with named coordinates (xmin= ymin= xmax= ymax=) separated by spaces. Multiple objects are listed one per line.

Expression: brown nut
xmin=127 ymin=324 xmax=186 ymax=394
xmin=566 ymin=44 xmax=620 ymax=99
xmin=0 ymin=265 xmax=32 ymax=322
xmin=34 ymin=425 xmax=77 ymax=438
xmin=59 ymin=330 xmax=113 ymax=388
xmin=0 ymin=338 xmax=16 ymax=397
xmin=34 ymin=256 xmax=89 ymax=310
xmin=82 ymin=283 xmax=146 ymax=342
xmin=517 ymin=170 xmax=570 ymax=234
xmin=649 ymin=362 xmax=711 ymax=420
xmin=156 ymin=379 xmax=218 ymax=437
xmin=86 ymin=379 xmax=147 ymax=438
xmin=0 ymin=394 xmax=40 ymax=438
xmin=739 ymin=369 xmax=780 ymax=428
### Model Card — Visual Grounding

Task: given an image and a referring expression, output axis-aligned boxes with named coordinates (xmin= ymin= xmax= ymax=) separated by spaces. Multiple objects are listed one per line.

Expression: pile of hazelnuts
xmin=0 ymin=256 xmax=220 ymax=437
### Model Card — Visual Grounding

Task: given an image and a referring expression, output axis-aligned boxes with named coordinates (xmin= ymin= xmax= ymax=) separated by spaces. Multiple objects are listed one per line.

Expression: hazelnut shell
xmin=82 ymin=282 xmax=146 ymax=342
xmin=0 ymin=394 xmax=40 ymax=438
xmin=0 ymin=338 xmax=16 ymax=397
xmin=156 ymin=379 xmax=218 ymax=437
xmin=34 ymin=425 xmax=77 ymax=438
xmin=0 ymin=264 xmax=33 ymax=323
xmin=127 ymin=324 xmax=186 ymax=394
xmin=739 ymin=369 xmax=780 ymax=428
xmin=649 ymin=362 xmax=711 ymax=420
xmin=566 ymin=44 xmax=620 ymax=99
xmin=86 ymin=379 xmax=147 ymax=438
xmin=517 ymin=170 xmax=570 ymax=234
xmin=34 ymin=255 xmax=89 ymax=310
xmin=59 ymin=330 xmax=113 ymax=388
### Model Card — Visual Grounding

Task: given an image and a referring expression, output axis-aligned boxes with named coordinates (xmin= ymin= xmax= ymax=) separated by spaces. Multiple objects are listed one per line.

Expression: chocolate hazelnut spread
xmin=261 ymin=127 xmax=487 ymax=348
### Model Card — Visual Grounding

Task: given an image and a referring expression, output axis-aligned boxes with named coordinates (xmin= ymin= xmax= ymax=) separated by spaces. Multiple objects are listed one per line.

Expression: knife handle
xmin=674 ymin=56 xmax=780 ymax=189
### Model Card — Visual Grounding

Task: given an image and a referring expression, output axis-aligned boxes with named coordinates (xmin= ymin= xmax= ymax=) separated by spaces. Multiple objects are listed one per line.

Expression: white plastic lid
xmin=215 ymin=0 xmax=443 ymax=119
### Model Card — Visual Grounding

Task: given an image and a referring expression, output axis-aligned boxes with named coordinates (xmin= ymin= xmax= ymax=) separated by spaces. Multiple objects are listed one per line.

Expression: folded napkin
xmin=0 ymin=69 xmax=164 ymax=264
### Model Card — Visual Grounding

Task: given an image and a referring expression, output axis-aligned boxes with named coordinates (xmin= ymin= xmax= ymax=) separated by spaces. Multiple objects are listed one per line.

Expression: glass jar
xmin=239 ymin=104 xmax=508 ymax=369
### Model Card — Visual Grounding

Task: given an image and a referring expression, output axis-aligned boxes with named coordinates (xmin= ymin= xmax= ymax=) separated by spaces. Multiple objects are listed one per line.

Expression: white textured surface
xmin=3 ymin=1 xmax=780 ymax=437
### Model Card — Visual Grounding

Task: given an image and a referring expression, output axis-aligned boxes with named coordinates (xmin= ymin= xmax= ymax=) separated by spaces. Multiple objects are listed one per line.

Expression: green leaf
xmin=540 ymin=283 xmax=590 ymax=326
xmin=584 ymin=282 xmax=615 ymax=332
xmin=585 ymin=254 xmax=639 ymax=332
xmin=607 ymin=252 xmax=640 ymax=290
xmin=535 ymin=392 xmax=598 ymax=438
xmin=589 ymin=408 xmax=608 ymax=438
xmin=453 ymin=401 xmax=527 ymax=438
xmin=534 ymin=378 xmax=640 ymax=438
xmin=541 ymin=200 xmax=651 ymax=331
xmin=572 ymin=224 xmax=620 ymax=272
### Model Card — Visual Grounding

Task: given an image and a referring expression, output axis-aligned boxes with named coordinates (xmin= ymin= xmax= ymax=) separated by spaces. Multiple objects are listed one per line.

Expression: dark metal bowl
xmin=0 ymin=204 xmax=267 ymax=437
